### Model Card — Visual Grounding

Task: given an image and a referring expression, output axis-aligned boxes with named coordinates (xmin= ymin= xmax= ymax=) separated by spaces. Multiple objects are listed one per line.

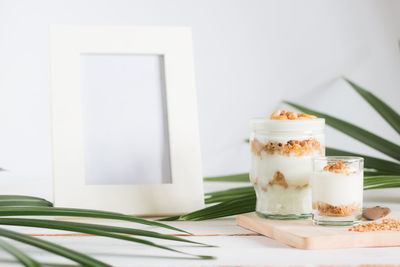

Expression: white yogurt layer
xmin=251 ymin=153 xmax=313 ymax=186
xmin=255 ymin=185 xmax=312 ymax=215
xmin=250 ymin=152 xmax=317 ymax=214
xmin=311 ymin=171 xmax=363 ymax=206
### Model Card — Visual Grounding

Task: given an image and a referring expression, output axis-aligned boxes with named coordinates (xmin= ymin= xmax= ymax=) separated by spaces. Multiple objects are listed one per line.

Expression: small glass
xmin=311 ymin=156 xmax=364 ymax=226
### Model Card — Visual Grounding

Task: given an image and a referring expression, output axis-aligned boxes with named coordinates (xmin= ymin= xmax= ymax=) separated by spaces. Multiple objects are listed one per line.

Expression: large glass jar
xmin=250 ymin=117 xmax=325 ymax=219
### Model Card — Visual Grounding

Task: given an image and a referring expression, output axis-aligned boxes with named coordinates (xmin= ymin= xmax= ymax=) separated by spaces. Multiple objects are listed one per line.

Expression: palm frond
xmin=284 ymin=101 xmax=400 ymax=161
xmin=0 ymin=207 xmax=189 ymax=234
xmin=180 ymin=194 xmax=256 ymax=221
xmin=158 ymin=216 xmax=181 ymax=221
xmin=363 ymin=175 xmax=400 ymax=190
xmin=0 ymin=218 xmax=213 ymax=259
xmin=0 ymin=195 xmax=52 ymax=207
xmin=0 ymin=227 xmax=111 ymax=267
xmin=204 ymin=173 xmax=249 ymax=182
xmin=205 ymin=187 xmax=253 ymax=197
xmin=205 ymin=187 xmax=254 ymax=204
xmin=0 ymin=238 xmax=41 ymax=267
xmin=205 ymin=186 xmax=255 ymax=204
xmin=0 ymin=218 xmax=211 ymax=247
xmin=345 ymin=78 xmax=400 ymax=135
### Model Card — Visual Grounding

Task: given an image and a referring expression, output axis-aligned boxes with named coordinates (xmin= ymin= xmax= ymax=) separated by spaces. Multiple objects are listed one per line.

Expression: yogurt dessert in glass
xmin=250 ymin=110 xmax=325 ymax=219
xmin=311 ymin=156 xmax=364 ymax=226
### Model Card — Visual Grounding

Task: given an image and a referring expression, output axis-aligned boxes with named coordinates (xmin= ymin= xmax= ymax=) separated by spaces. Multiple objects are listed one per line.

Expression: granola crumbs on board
xmin=349 ymin=219 xmax=400 ymax=232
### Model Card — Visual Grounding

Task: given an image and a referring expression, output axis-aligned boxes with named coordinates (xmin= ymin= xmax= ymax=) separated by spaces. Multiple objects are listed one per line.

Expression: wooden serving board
xmin=237 ymin=212 xmax=400 ymax=250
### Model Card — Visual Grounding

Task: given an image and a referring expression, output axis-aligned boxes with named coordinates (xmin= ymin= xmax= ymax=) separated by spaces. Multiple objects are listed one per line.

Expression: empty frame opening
xmin=80 ymin=54 xmax=171 ymax=185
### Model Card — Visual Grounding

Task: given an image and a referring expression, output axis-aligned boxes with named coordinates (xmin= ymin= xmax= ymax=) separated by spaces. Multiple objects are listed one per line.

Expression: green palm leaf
xmin=205 ymin=194 xmax=252 ymax=205
xmin=205 ymin=187 xmax=253 ymax=197
xmin=0 ymin=238 xmax=41 ymax=267
xmin=364 ymin=171 xmax=396 ymax=176
xmin=0 ymin=195 xmax=50 ymax=201
xmin=0 ymin=201 xmax=52 ymax=207
xmin=0 ymin=227 xmax=111 ymax=267
xmin=0 ymin=196 xmax=52 ymax=207
xmin=364 ymin=175 xmax=400 ymax=190
xmin=345 ymin=78 xmax=400 ymax=135
xmin=0 ymin=218 xmax=213 ymax=259
xmin=0 ymin=207 xmax=189 ymax=234
xmin=180 ymin=194 xmax=256 ymax=221
xmin=284 ymin=101 xmax=400 ymax=161
xmin=204 ymin=173 xmax=249 ymax=182
xmin=0 ymin=218 xmax=210 ymax=247
xmin=158 ymin=216 xmax=181 ymax=221
xmin=205 ymin=187 xmax=254 ymax=204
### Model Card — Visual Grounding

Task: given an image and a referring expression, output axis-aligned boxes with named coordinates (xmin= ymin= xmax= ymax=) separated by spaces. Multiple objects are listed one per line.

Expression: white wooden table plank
xmin=1 ymin=233 xmax=400 ymax=266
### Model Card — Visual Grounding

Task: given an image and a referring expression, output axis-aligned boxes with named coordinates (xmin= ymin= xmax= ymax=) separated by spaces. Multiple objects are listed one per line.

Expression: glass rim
xmin=313 ymin=156 xmax=364 ymax=162
xmin=250 ymin=117 xmax=325 ymax=132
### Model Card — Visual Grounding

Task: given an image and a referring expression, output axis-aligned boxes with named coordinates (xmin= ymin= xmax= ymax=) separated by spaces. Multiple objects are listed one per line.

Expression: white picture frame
xmin=49 ymin=25 xmax=204 ymax=216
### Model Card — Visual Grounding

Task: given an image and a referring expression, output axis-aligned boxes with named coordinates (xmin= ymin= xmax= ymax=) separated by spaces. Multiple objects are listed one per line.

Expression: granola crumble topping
xmin=270 ymin=110 xmax=317 ymax=120
xmin=250 ymin=138 xmax=323 ymax=157
xmin=323 ymin=162 xmax=356 ymax=175
xmin=313 ymin=201 xmax=361 ymax=217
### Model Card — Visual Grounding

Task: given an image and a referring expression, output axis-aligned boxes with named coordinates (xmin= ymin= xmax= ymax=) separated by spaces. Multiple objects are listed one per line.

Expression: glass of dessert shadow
xmin=311 ymin=156 xmax=364 ymax=226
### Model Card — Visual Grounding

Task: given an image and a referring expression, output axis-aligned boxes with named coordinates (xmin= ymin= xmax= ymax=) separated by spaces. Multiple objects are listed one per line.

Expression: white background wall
xmin=0 ymin=0 xmax=400 ymax=201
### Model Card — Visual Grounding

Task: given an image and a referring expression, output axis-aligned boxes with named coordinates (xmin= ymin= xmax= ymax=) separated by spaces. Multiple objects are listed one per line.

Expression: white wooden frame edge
xmin=49 ymin=25 xmax=204 ymax=216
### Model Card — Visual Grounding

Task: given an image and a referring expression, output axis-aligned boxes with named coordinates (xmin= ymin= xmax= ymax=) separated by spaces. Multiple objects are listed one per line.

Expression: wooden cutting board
xmin=237 ymin=212 xmax=400 ymax=250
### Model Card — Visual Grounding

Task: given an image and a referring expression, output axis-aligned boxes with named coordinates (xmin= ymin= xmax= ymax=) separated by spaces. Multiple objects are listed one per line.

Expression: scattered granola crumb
xmin=323 ymin=161 xmax=355 ymax=175
xmin=270 ymin=110 xmax=317 ymax=120
xmin=268 ymin=171 xmax=288 ymax=188
xmin=250 ymin=138 xmax=323 ymax=157
xmin=349 ymin=219 xmax=400 ymax=232
xmin=250 ymin=138 xmax=265 ymax=157
xmin=261 ymin=186 xmax=267 ymax=192
xmin=313 ymin=201 xmax=361 ymax=217
xmin=296 ymin=183 xmax=309 ymax=190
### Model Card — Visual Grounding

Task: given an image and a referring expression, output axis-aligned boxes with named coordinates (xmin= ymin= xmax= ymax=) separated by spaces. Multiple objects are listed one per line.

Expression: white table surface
xmin=0 ymin=188 xmax=399 ymax=266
